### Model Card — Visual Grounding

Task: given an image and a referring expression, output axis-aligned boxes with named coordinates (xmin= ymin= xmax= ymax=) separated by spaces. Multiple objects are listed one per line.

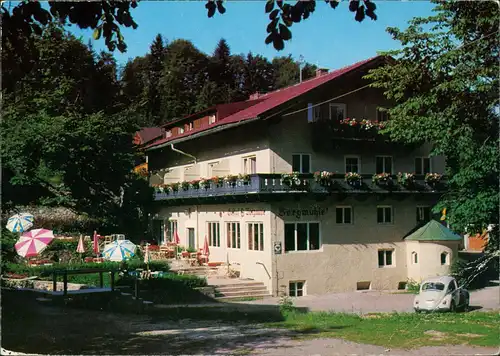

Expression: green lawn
xmin=266 ymin=310 xmax=499 ymax=349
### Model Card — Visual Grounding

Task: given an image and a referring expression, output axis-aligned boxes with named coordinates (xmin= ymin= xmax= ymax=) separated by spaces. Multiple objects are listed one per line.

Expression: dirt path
xmin=3 ymin=300 xmax=498 ymax=356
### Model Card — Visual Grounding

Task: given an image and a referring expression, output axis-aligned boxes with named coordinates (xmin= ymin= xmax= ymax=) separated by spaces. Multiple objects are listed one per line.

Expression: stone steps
xmin=212 ymin=281 xmax=271 ymax=301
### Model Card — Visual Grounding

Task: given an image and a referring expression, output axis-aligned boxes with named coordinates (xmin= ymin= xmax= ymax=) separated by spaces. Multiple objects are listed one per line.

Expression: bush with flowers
xmin=210 ymin=176 xmax=223 ymax=187
xmin=281 ymin=172 xmax=303 ymax=188
xmin=199 ymin=177 xmax=211 ymax=189
xmin=224 ymin=174 xmax=239 ymax=186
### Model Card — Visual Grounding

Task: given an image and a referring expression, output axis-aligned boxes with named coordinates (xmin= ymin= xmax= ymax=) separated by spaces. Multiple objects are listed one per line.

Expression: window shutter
xmin=307 ymin=103 xmax=313 ymax=123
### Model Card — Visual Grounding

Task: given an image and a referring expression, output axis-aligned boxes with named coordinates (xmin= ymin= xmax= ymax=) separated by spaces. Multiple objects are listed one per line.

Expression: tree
xmin=2 ymin=0 xmax=377 ymax=54
xmin=121 ymin=56 xmax=150 ymax=124
xmin=147 ymin=34 xmax=167 ymax=125
xmin=1 ymin=25 xmax=153 ymax=235
xmin=160 ymin=39 xmax=210 ymax=120
xmin=366 ymin=1 xmax=499 ymax=281
xmin=243 ymin=53 xmax=275 ymax=96
xmin=272 ymin=55 xmax=317 ymax=89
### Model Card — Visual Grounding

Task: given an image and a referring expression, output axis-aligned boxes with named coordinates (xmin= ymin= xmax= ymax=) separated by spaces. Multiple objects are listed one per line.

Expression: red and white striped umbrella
xmin=202 ymin=235 xmax=210 ymax=261
xmin=174 ymin=230 xmax=180 ymax=245
xmin=15 ymin=228 xmax=54 ymax=258
xmin=76 ymin=235 xmax=86 ymax=254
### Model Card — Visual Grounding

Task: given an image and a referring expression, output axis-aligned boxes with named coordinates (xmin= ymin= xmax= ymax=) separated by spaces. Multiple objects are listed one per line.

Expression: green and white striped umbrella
xmin=102 ymin=240 xmax=136 ymax=262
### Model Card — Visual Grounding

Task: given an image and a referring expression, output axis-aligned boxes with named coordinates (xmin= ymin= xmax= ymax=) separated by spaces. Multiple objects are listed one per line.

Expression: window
xmin=243 ymin=156 xmax=257 ymax=174
xmin=377 ymin=206 xmax=392 ymax=224
xmin=415 ymin=157 xmax=431 ymax=175
xmin=292 ymin=154 xmax=311 ymax=173
xmin=226 ymin=222 xmax=241 ymax=249
xmin=440 ymin=252 xmax=449 ymax=265
xmin=376 ymin=108 xmax=389 ymax=122
xmin=178 ymin=126 xmax=185 ymax=134
xmin=447 ymin=279 xmax=457 ymax=293
xmin=209 ymin=114 xmax=216 ymax=124
xmin=345 ymin=156 xmax=359 ymax=173
xmin=166 ymin=130 xmax=172 ymax=138
xmin=207 ymin=162 xmax=219 ymax=176
xmin=207 ymin=222 xmax=220 ymax=247
xmin=416 ymin=206 xmax=431 ymax=223
xmin=376 ymin=156 xmax=393 ymax=174
xmin=411 ymin=251 xmax=418 ymax=264
xmin=378 ymin=249 xmax=394 ymax=267
xmin=166 ymin=220 xmax=178 ymax=242
xmin=284 ymin=222 xmax=320 ymax=252
xmin=329 ymin=103 xmax=346 ymax=121
xmin=336 ymin=206 xmax=353 ymax=224
xmin=188 ymin=122 xmax=194 ymax=131
xmin=248 ymin=223 xmax=264 ymax=251
xmin=307 ymin=104 xmax=321 ymax=123
xmin=289 ymin=281 xmax=305 ymax=297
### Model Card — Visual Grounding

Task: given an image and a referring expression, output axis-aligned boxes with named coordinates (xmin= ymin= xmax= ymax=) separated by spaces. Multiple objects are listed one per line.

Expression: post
xmin=110 ymin=271 xmax=115 ymax=291
xmin=99 ymin=271 xmax=104 ymax=288
xmin=134 ymin=275 xmax=139 ymax=299
xmin=52 ymin=272 xmax=57 ymax=292
xmin=63 ymin=271 xmax=68 ymax=297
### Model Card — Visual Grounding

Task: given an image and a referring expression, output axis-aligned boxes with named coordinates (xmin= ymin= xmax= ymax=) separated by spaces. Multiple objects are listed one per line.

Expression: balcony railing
xmin=153 ymin=173 xmax=445 ymax=201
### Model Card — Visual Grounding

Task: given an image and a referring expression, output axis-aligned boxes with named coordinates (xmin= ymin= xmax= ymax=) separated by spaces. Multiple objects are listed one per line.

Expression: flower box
xmin=425 ymin=173 xmax=443 ymax=186
xmin=224 ymin=174 xmax=239 ymax=187
xmin=238 ymin=174 xmax=251 ymax=185
xmin=397 ymin=172 xmax=415 ymax=188
xmin=281 ymin=172 xmax=306 ymax=189
xmin=210 ymin=176 xmax=223 ymax=187
xmin=372 ymin=172 xmax=393 ymax=186
xmin=314 ymin=171 xmax=336 ymax=187
xmin=345 ymin=172 xmax=362 ymax=187
xmin=199 ymin=178 xmax=211 ymax=189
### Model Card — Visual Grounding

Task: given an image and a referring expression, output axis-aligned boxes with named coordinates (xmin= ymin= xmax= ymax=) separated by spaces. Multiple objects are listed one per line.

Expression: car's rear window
xmin=421 ymin=282 xmax=445 ymax=291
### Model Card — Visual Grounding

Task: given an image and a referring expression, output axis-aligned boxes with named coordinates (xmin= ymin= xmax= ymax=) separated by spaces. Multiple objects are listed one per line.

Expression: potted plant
xmin=181 ymin=181 xmax=190 ymax=191
xmin=397 ymin=172 xmax=415 ymax=188
xmin=199 ymin=177 xmax=211 ymax=189
xmin=190 ymin=179 xmax=200 ymax=189
xmin=281 ymin=172 xmax=303 ymax=188
xmin=314 ymin=171 xmax=336 ymax=187
xmin=345 ymin=172 xmax=362 ymax=188
xmin=238 ymin=173 xmax=251 ymax=185
xmin=169 ymin=182 xmax=180 ymax=193
xmin=425 ymin=173 xmax=442 ymax=187
xmin=224 ymin=174 xmax=238 ymax=187
xmin=211 ymin=176 xmax=223 ymax=187
xmin=372 ymin=172 xmax=392 ymax=186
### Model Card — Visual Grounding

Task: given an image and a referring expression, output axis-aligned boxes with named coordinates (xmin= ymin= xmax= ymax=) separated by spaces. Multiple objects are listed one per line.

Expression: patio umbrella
xmin=202 ymin=235 xmax=210 ymax=262
xmin=102 ymin=240 xmax=136 ymax=262
xmin=93 ymin=231 xmax=100 ymax=255
xmin=144 ymin=243 xmax=151 ymax=268
xmin=76 ymin=235 xmax=86 ymax=253
xmin=15 ymin=228 xmax=54 ymax=258
xmin=174 ymin=230 xmax=180 ymax=245
xmin=6 ymin=213 xmax=34 ymax=233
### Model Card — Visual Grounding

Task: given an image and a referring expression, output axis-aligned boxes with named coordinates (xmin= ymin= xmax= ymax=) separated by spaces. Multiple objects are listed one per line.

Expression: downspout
xmin=170 ymin=144 xmax=197 ymax=163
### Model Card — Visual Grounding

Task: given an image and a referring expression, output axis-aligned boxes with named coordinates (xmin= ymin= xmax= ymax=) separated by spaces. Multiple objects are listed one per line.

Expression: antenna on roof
xmin=298 ymin=55 xmax=305 ymax=83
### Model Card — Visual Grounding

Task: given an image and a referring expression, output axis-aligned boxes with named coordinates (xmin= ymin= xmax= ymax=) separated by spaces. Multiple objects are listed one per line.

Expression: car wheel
xmin=463 ymin=299 xmax=470 ymax=312
xmin=449 ymin=301 xmax=456 ymax=313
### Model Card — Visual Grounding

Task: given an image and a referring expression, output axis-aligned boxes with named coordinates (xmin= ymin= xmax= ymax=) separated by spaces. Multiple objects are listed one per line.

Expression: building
xmin=133 ymin=127 xmax=164 ymax=175
xmin=145 ymin=55 xmax=460 ymax=296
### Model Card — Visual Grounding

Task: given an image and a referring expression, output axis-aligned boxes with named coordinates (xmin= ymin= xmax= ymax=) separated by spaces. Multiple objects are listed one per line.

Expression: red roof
xmin=135 ymin=127 xmax=164 ymax=145
xmin=147 ymin=55 xmax=385 ymax=150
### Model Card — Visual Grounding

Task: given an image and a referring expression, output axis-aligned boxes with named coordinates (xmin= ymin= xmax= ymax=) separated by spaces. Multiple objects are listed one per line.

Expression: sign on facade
xmin=273 ymin=241 xmax=282 ymax=255
xmin=277 ymin=205 xmax=328 ymax=219
xmin=219 ymin=208 xmax=266 ymax=217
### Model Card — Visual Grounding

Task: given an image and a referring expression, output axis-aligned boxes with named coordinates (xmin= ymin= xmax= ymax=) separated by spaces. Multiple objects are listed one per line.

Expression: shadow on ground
xmin=1 ymin=288 xmax=321 ymax=355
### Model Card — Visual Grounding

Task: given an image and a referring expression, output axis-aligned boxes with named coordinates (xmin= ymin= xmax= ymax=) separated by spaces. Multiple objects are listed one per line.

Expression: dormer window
xmin=188 ymin=122 xmax=194 ymax=131
xmin=179 ymin=126 xmax=185 ymax=134
xmin=166 ymin=130 xmax=172 ymax=138
xmin=329 ymin=103 xmax=346 ymax=121
xmin=209 ymin=115 xmax=216 ymax=125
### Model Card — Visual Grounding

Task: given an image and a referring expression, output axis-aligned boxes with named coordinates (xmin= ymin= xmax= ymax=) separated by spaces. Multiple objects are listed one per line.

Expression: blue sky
xmin=70 ymin=1 xmax=436 ymax=70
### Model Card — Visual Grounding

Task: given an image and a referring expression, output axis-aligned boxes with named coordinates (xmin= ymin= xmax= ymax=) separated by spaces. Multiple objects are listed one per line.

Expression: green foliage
xmin=1 ymin=229 xmax=21 ymax=270
xmin=405 ymin=279 xmax=421 ymax=293
xmin=366 ymin=1 xmax=499 ymax=251
xmin=278 ymin=295 xmax=295 ymax=313
xmin=2 ymin=25 xmax=153 ymax=237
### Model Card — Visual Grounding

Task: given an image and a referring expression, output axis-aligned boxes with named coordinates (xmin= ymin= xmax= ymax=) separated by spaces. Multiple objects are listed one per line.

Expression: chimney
xmin=249 ymin=92 xmax=261 ymax=100
xmin=315 ymin=68 xmax=329 ymax=77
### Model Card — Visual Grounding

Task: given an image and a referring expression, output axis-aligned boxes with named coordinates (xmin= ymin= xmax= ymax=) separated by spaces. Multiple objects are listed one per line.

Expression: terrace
xmin=153 ymin=173 xmax=445 ymax=203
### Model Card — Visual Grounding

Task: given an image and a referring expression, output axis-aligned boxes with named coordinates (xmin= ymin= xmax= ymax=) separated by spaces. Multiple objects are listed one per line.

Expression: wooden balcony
xmin=153 ymin=173 xmax=445 ymax=203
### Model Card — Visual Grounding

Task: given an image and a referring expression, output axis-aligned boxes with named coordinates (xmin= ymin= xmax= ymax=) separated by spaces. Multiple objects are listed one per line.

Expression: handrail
xmin=255 ymin=261 xmax=271 ymax=280
xmin=51 ymin=268 xmax=117 ymax=296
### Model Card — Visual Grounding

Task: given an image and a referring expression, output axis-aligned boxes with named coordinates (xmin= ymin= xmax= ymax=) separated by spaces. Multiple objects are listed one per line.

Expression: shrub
xmin=406 ymin=278 xmax=420 ymax=293
xmin=279 ymin=295 xmax=295 ymax=313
